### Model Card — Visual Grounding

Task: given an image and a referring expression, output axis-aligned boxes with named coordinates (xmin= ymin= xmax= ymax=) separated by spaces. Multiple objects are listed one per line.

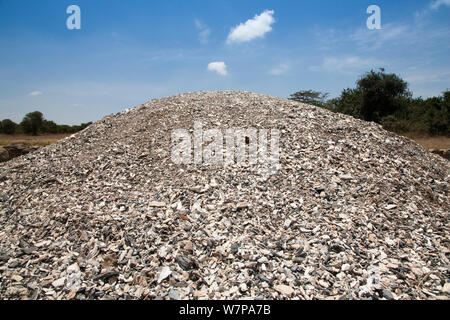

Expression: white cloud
xmin=268 ymin=63 xmax=290 ymax=76
xmin=195 ymin=19 xmax=211 ymax=44
xmin=431 ymin=0 xmax=450 ymax=10
xmin=226 ymin=10 xmax=275 ymax=44
xmin=207 ymin=62 xmax=228 ymax=76
xmin=28 ymin=91 xmax=43 ymax=96
xmin=311 ymin=56 xmax=382 ymax=75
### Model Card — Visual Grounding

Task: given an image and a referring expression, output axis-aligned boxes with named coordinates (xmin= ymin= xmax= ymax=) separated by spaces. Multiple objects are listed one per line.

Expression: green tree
xmin=57 ymin=125 xmax=71 ymax=134
xmin=327 ymin=88 xmax=363 ymax=118
xmin=443 ymin=89 xmax=450 ymax=104
xmin=357 ymin=69 xmax=410 ymax=122
xmin=42 ymin=120 xmax=58 ymax=134
xmin=422 ymin=95 xmax=449 ymax=136
xmin=79 ymin=122 xmax=92 ymax=130
xmin=379 ymin=92 xmax=449 ymax=136
xmin=290 ymin=73 xmax=448 ymax=136
xmin=290 ymin=90 xmax=329 ymax=107
xmin=1 ymin=119 xmax=17 ymax=134
xmin=21 ymin=111 xmax=44 ymax=135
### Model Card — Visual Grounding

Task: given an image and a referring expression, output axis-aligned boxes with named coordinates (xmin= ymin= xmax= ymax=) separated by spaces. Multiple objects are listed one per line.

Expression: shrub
xmin=1 ymin=119 xmax=17 ymax=135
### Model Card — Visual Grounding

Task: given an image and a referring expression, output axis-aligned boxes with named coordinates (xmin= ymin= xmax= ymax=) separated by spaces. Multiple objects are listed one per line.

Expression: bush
xmin=381 ymin=115 xmax=412 ymax=134
xmin=291 ymin=72 xmax=449 ymax=137
xmin=42 ymin=120 xmax=58 ymax=134
xmin=2 ymin=112 xmax=92 ymax=136
xmin=1 ymin=119 xmax=17 ymax=135
xmin=423 ymin=96 xmax=449 ymax=136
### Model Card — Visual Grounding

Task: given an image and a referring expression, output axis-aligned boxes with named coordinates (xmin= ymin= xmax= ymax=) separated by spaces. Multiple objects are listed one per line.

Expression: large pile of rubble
xmin=0 ymin=91 xmax=448 ymax=300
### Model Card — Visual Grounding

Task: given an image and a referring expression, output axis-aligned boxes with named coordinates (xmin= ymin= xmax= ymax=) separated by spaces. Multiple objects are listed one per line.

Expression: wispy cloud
xmin=311 ymin=56 xmax=382 ymax=75
xmin=404 ymin=70 xmax=450 ymax=84
xmin=227 ymin=10 xmax=275 ymax=44
xmin=268 ymin=63 xmax=290 ymax=76
xmin=431 ymin=0 xmax=450 ymax=10
xmin=313 ymin=28 xmax=343 ymax=51
xmin=414 ymin=1 xmax=450 ymax=25
xmin=195 ymin=19 xmax=211 ymax=44
xmin=207 ymin=61 xmax=228 ymax=76
xmin=350 ymin=23 xmax=409 ymax=50
xmin=349 ymin=22 xmax=450 ymax=52
xmin=141 ymin=48 xmax=203 ymax=64
xmin=28 ymin=91 xmax=43 ymax=96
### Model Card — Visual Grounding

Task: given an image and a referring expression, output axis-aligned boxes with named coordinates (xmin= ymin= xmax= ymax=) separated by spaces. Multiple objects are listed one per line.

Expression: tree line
xmin=290 ymin=69 xmax=449 ymax=136
xmin=0 ymin=111 xmax=92 ymax=135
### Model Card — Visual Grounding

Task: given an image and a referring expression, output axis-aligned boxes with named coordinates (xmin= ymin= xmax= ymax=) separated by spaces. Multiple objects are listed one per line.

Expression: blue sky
xmin=0 ymin=0 xmax=449 ymax=125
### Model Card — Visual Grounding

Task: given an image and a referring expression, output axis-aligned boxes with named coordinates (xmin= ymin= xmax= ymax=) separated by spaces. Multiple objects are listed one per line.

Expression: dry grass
xmin=0 ymin=134 xmax=72 ymax=147
xmin=405 ymin=135 xmax=450 ymax=150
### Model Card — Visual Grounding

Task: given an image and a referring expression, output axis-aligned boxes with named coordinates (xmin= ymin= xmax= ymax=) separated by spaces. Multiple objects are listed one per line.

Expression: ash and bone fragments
xmin=0 ymin=91 xmax=448 ymax=300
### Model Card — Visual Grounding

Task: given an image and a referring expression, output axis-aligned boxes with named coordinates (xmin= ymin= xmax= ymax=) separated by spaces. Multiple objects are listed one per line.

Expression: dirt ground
xmin=0 ymin=134 xmax=72 ymax=146
xmin=405 ymin=135 xmax=450 ymax=150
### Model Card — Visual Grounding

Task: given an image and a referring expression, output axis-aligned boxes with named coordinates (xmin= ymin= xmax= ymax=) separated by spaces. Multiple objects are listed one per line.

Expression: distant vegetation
xmin=291 ymin=69 xmax=449 ymax=137
xmin=0 ymin=111 xmax=92 ymax=135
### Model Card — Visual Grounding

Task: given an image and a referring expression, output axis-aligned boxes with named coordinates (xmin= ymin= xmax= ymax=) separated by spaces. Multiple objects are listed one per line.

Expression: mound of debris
xmin=0 ymin=91 xmax=448 ymax=300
